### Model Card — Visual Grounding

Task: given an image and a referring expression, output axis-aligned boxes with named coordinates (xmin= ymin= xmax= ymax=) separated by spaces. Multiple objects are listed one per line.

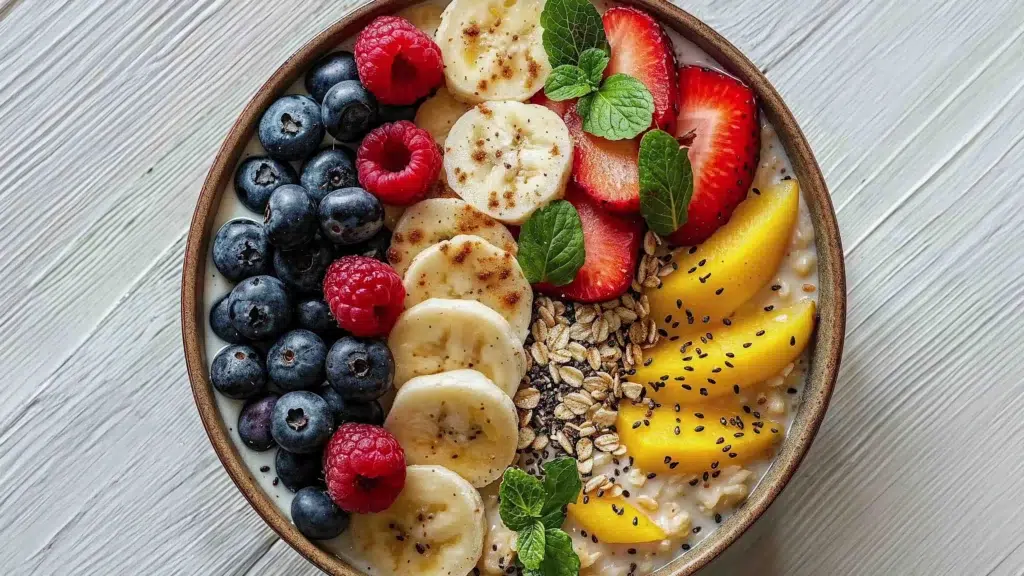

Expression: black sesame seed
xmin=756 ymin=330 xmax=765 ymax=337
xmin=791 ymin=336 xmax=797 ymax=346
xmin=715 ymin=288 xmax=724 ymax=295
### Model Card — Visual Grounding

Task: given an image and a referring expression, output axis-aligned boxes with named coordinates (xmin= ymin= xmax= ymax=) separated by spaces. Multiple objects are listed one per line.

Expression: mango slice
xmin=648 ymin=180 xmax=799 ymax=338
xmin=617 ymin=403 xmax=784 ymax=475
xmin=567 ymin=495 xmax=666 ymax=544
xmin=634 ymin=299 xmax=816 ymax=402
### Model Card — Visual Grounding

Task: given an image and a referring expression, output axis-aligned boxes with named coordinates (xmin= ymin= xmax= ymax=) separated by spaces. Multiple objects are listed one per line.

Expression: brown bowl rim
xmin=180 ymin=1 xmax=846 ymax=574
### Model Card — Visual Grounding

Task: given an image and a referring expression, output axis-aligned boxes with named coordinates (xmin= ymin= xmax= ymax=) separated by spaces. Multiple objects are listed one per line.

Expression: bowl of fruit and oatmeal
xmin=180 ymin=0 xmax=846 ymax=574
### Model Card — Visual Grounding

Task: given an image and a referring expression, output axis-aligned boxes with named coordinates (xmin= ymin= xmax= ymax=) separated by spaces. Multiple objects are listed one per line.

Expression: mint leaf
xmin=541 ymin=0 xmax=607 ymax=68
xmin=539 ymin=458 xmax=582 ymax=529
xmin=578 ymin=48 xmax=609 ymax=86
xmin=577 ymin=74 xmax=654 ymax=140
xmin=499 ymin=468 xmax=545 ymax=531
xmin=540 ymin=529 xmax=582 ymax=576
xmin=517 ymin=200 xmax=586 ymax=286
xmin=639 ymin=129 xmax=694 ymax=235
xmin=545 ymin=65 xmax=596 ymax=101
xmin=516 ymin=521 xmax=547 ymax=570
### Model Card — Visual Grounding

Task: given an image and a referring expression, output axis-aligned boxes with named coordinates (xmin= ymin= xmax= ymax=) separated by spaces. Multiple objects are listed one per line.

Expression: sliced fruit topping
xmin=602 ymin=6 xmax=679 ymax=132
xmin=349 ymin=465 xmax=486 ymax=575
xmin=617 ymin=403 xmax=784 ymax=475
xmin=414 ymin=86 xmax=471 ymax=146
xmin=385 ymin=369 xmax=519 ymax=487
xmin=647 ymin=180 xmax=800 ymax=331
xmin=536 ymin=187 xmax=643 ymax=303
xmin=669 ymin=66 xmax=760 ymax=245
xmin=354 ymin=16 xmax=444 ymax=106
xmin=634 ymin=299 xmax=817 ymax=403
xmin=565 ymin=109 xmax=641 ymax=213
xmin=567 ymin=494 xmax=666 ymax=544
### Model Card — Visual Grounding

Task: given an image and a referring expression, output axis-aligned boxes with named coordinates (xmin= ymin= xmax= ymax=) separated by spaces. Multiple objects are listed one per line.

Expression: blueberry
xmin=234 ymin=156 xmax=298 ymax=213
xmin=212 ymin=219 xmax=271 ymax=282
xmin=238 ymin=395 xmax=278 ymax=451
xmin=275 ymin=449 xmax=323 ymax=492
xmin=268 ymin=330 xmax=328 ymax=392
xmin=318 ymin=187 xmax=383 ymax=246
xmin=291 ymin=487 xmax=350 ymax=540
xmin=211 ymin=345 xmax=267 ymax=399
xmin=259 ymin=95 xmax=325 ymax=161
xmin=228 ymin=276 xmax=292 ymax=341
xmin=295 ymin=298 xmax=338 ymax=334
xmin=326 ymin=337 xmax=394 ymax=401
xmin=377 ymin=104 xmax=418 ymax=124
xmin=321 ymin=80 xmax=378 ymax=142
xmin=273 ymin=236 xmax=334 ymax=294
xmin=305 ymin=51 xmax=359 ymax=103
xmin=337 ymin=228 xmax=391 ymax=262
xmin=320 ymin=385 xmax=384 ymax=426
xmin=271 ymin=391 xmax=334 ymax=453
xmin=265 ymin=185 xmax=318 ymax=249
xmin=211 ymin=294 xmax=247 ymax=344
xmin=300 ymin=148 xmax=358 ymax=204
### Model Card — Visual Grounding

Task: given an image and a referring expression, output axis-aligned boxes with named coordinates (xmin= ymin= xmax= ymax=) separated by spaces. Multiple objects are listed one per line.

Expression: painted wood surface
xmin=1 ymin=0 xmax=1022 ymax=574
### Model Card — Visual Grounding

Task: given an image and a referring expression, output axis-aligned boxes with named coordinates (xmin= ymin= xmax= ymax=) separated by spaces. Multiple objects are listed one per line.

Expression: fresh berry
xmin=276 ymin=449 xmax=324 ymax=492
xmin=670 ymin=66 xmax=760 ymax=245
xmin=258 ymin=95 xmax=325 ymax=161
xmin=295 ymin=298 xmax=337 ymax=334
xmin=234 ymin=156 xmax=298 ymax=213
xmin=536 ymin=186 xmax=643 ymax=303
xmin=210 ymin=294 xmax=247 ymax=344
xmin=305 ymin=51 xmax=360 ymax=103
xmin=238 ymin=395 xmax=278 ymax=451
xmin=354 ymin=16 xmax=443 ymax=106
xmin=292 ymin=487 xmax=351 ymax=540
xmin=211 ymin=345 xmax=268 ymax=399
xmin=603 ymin=6 xmax=679 ymax=132
xmin=300 ymin=148 xmax=359 ymax=204
xmin=529 ymin=91 xmax=573 ymax=118
xmin=212 ymin=219 xmax=271 ymax=282
xmin=318 ymin=187 xmax=384 ymax=246
xmin=271 ymin=391 xmax=335 ymax=453
xmin=323 ymin=256 xmax=405 ymax=337
xmin=321 ymin=80 xmax=379 ymax=143
xmin=268 ymin=330 xmax=328 ymax=392
xmin=320 ymin=385 xmax=385 ymax=426
xmin=356 ymin=121 xmax=441 ymax=205
xmin=228 ymin=276 xmax=292 ymax=341
xmin=273 ymin=236 xmax=334 ymax=294
xmin=264 ymin=185 xmax=318 ymax=249
xmin=324 ymin=423 xmax=406 ymax=514
xmin=565 ymin=109 xmax=641 ymax=213
xmin=377 ymin=104 xmax=418 ymax=125
xmin=326 ymin=336 xmax=394 ymax=401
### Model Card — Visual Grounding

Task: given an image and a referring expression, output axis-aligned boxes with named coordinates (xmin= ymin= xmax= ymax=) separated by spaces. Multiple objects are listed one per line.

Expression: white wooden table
xmin=2 ymin=0 xmax=1023 ymax=574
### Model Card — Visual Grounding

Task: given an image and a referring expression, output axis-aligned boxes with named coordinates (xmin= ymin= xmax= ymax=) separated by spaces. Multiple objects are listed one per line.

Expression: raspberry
xmin=357 ymin=121 xmax=442 ymax=205
xmin=324 ymin=423 xmax=406 ymax=514
xmin=323 ymin=256 xmax=405 ymax=337
xmin=355 ymin=16 xmax=443 ymax=105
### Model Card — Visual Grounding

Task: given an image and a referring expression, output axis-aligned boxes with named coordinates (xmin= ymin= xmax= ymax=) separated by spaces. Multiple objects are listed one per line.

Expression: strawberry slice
xmin=529 ymin=91 xmax=573 ymax=118
xmin=536 ymin=186 xmax=643 ymax=303
xmin=603 ymin=6 xmax=679 ymax=133
xmin=669 ymin=66 xmax=760 ymax=245
xmin=565 ymin=109 xmax=641 ymax=213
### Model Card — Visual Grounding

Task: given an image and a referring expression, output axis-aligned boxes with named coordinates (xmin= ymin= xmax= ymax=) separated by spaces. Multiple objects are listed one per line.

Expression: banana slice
xmin=415 ymin=87 xmax=472 ymax=146
xmin=403 ymin=235 xmax=533 ymax=342
xmin=444 ymin=101 xmax=572 ymax=225
xmin=385 ymin=370 xmax=519 ymax=487
xmin=388 ymin=298 xmax=526 ymax=397
xmin=388 ymin=198 xmax=518 ymax=278
xmin=435 ymin=0 xmax=551 ymax=103
xmin=349 ymin=465 xmax=485 ymax=576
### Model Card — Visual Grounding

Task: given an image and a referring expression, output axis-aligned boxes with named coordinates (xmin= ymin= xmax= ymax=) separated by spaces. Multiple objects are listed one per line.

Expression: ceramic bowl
xmin=181 ymin=1 xmax=846 ymax=573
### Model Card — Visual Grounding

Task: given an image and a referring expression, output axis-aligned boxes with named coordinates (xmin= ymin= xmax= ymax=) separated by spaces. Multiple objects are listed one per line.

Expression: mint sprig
xmin=540 ymin=0 xmax=654 ymax=140
xmin=498 ymin=457 xmax=582 ymax=576
xmin=516 ymin=200 xmax=586 ymax=286
xmin=638 ymin=129 xmax=695 ymax=235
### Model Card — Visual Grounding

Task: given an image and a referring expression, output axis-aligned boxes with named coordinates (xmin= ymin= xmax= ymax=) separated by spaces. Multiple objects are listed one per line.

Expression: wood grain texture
xmin=0 ymin=0 xmax=1022 ymax=575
